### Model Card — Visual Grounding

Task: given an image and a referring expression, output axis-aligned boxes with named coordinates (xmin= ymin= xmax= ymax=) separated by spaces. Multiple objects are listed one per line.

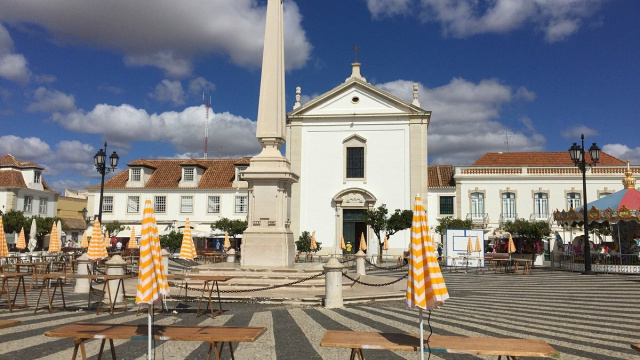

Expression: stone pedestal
xmin=226 ymin=248 xmax=236 ymax=263
xmin=74 ymin=254 xmax=91 ymax=294
xmin=355 ymin=250 xmax=366 ymax=276
xmin=323 ymin=258 xmax=344 ymax=309
xmin=241 ymin=229 xmax=296 ymax=267
xmin=161 ymin=249 xmax=170 ymax=277
xmin=105 ymin=255 xmax=126 ymax=304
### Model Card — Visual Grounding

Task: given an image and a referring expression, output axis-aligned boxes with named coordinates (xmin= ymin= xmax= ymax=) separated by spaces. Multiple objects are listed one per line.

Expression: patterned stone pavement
xmin=1 ymin=269 xmax=639 ymax=359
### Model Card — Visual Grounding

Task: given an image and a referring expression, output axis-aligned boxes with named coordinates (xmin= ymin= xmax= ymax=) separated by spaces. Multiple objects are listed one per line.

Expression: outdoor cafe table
xmin=0 ymin=272 xmax=28 ymax=312
xmin=33 ymin=273 xmax=67 ymax=313
xmin=0 ymin=319 xmax=20 ymax=329
xmin=71 ymin=274 xmax=134 ymax=315
xmin=166 ymin=274 xmax=233 ymax=318
xmin=14 ymin=261 xmax=50 ymax=289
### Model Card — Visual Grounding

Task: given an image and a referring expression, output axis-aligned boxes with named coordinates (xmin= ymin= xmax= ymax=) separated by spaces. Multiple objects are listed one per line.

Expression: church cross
xmin=352 ymin=44 xmax=361 ymax=62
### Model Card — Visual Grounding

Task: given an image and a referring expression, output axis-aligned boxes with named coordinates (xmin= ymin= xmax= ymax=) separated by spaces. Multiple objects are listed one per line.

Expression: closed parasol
xmin=16 ymin=228 xmax=26 ymax=250
xmin=359 ymin=232 xmax=367 ymax=252
xmin=0 ymin=218 xmax=8 ymax=258
xmin=48 ymin=222 xmax=61 ymax=252
xmin=178 ymin=218 xmax=197 ymax=261
xmin=87 ymin=219 xmax=108 ymax=261
xmin=127 ymin=228 xmax=138 ymax=250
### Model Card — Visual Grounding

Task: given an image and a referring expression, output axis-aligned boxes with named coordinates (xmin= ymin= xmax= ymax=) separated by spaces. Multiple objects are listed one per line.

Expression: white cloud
xmin=149 ymin=79 xmax=185 ymax=106
xmin=366 ymin=0 xmax=414 ymax=18
xmin=601 ymin=144 xmax=640 ymax=164
xmin=27 ymin=87 xmax=76 ymax=113
xmin=365 ymin=0 xmax=604 ymax=42
xmin=97 ymin=84 xmax=124 ymax=95
xmin=0 ymin=135 xmax=52 ymax=161
xmin=0 ymin=1 xmax=312 ymax=77
xmin=51 ymin=104 xmax=261 ymax=158
xmin=560 ymin=125 xmax=598 ymax=140
xmin=188 ymin=77 xmax=215 ymax=98
xmin=0 ymin=23 xmax=30 ymax=84
xmin=377 ymin=78 xmax=541 ymax=165
xmin=34 ymin=74 xmax=56 ymax=84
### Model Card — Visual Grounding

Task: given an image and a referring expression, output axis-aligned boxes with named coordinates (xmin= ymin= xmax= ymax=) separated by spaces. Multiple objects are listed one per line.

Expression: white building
xmin=286 ymin=63 xmax=430 ymax=255
xmin=87 ymin=158 xmax=250 ymax=242
xmin=0 ymin=154 xmax=59 ymax=219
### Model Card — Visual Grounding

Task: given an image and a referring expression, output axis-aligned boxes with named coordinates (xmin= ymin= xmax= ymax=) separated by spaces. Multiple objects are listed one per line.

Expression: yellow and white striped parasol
xmin=0 ymin=218 xmax=8 ymax=258
xmin=474 ymin=236 xmax=482 ymax=253
xmin=340 ymin=234 xmax=346 ymax=251
xmin=359 ymin=232 xmax=367 ymax=251
xmin=104 ymin=230 xmax=110 ymax=248
xmin=87 ymin=219 xmax=108 ymax=260
xmin=223 ymin=231 xmax=231 ymax=250
xmin=310 ymin=231 xmax=317 ymax=251
xmin=16 ymin=228 xmax=26 ymax=250
xmin=508 ymin=234 xmax=516 ymax=254
xmin=178 ymin=218 xmax=197 ymax=260
xmin=79 ymin=230 xmax=88 ymax=249
xmin=406 ymin=195 xmax=449 ymax=360
xmin=128 ymin=227 xmax=138 ymax=249
xmin=48 ymin=221 xmax=61 ymax=252
xmin=136 ymin=199 xmax=169 ymax=360
xmin=466 ymin=236 xmax=473 ymax=253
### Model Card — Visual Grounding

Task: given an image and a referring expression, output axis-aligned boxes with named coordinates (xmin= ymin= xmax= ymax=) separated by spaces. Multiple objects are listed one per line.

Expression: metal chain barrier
xmin=341 ymin=272 xmax=407 ymax=287
xmin=364 ymin=258 xmax=407 ymax=271
xmin=167 ymin=271 xmax=325 ymax=294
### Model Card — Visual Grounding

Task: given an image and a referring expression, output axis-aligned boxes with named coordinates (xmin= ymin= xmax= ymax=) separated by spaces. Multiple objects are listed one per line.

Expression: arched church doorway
xmin=343 ymin=209 xmax=366 ymax=254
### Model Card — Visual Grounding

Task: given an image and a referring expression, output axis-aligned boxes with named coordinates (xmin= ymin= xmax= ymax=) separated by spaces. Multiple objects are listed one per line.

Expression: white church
xmin=286 ymin=62 xmax=430 ymax=256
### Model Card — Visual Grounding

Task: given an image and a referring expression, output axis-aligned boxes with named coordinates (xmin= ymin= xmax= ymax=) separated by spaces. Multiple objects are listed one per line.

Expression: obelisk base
xmin=241 ymin=229 xmax=295 ymax=268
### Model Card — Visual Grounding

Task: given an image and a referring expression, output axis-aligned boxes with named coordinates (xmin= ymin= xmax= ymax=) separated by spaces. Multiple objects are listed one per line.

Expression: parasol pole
xmin=148 ymin=304 xmax=153 ymax=360
xmin=419 ymin=308 xmax=424 ymax=360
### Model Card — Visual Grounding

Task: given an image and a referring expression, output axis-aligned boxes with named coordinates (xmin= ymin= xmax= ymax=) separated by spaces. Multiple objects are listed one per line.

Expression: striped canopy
xmin=178 ymin=218 xmax=197 ymax=260
xmin=359 ymin=232 xmax=367 ymax=251
xmin=474 ymin=236 xmax=482 ymax=253
xmin=310 ymin=232 xmax=317 ymax=251
xmin=136 ymin=199 xmax=169 ymax=305
xmin=16 ymin=228 xmax=26 ymax=250
xmin=87 ymin=219 xmax=108 ymax=260
xmin=223 ymin=231 xmax=231 ymax=249
xmin=127 ymin=227 xmax=138 ymax=249
xmin=0 ymin=218 xmax=8 ymax=258
xmin=79 ymin=230 xmax=88 ymax=249
xmin=48 ymin=222 xmax=61 ymax=252
xmin=406 ymin=195 xmax=449 ymax=310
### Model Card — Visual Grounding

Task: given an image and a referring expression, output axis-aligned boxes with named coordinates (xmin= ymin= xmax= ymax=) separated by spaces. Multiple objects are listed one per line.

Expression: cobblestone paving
xmin=1 ymin=269 xmax=639 ymax=359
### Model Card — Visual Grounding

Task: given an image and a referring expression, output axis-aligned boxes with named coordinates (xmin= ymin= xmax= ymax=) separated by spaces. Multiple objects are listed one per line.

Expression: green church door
xmin=343 ymin=209 xmax=366 ymax=254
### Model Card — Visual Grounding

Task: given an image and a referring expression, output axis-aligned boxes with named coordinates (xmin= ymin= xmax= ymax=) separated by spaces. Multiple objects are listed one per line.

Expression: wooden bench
xmin=45 ymin=323 xmax=266 ymax=360
xmin=320 ymin=330 xmax=560 ymax=360
xmin=0 ymin=319 xmax=20 ymax=329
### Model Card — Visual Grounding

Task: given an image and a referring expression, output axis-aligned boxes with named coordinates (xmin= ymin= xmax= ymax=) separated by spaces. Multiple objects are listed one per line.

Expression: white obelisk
xmin=241 ymin=0 xmax=299 ymax=267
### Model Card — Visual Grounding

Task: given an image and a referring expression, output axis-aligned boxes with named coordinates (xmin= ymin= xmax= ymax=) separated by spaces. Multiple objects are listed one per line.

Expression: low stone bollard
xmin=161 ymin=249 xmax=170 ymax=276
xmin=105 ymin=255 xmax=126 ymax=304
xmin=226 ymin=249 xmax=236 ymax=262
xmin=74 ymin=254 xmax=92 ymax=294
xmin=323 ymin=257 xmax=344 ymax=309
xmin=355 ymin=250 xmax=366 ymax=276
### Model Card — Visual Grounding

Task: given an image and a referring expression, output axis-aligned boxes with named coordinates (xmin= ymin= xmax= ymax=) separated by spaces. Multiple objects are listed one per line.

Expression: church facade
xmin=286 ymin=63 xmax=431 ymax=255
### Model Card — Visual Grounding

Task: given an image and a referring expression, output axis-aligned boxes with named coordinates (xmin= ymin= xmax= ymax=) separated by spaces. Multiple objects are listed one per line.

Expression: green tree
xmin=2 ymin=210 xmax=27 ymax=234
xmin=434 ymin=217 xmax=474 ymax=237
xmin=364 ymin=204 xmax=412 ymax=262
xmin=212 ymin=218 xmax=248 ymax=250
xmin=103 ymin=221 xmax=126 ymax=237
xmin=295 ymin=231 xmax=321 ymax=253
xmin=502 ymin=219 xmax=551 ymax=253
xmin=160 ymin=230 xmax=183 ymax=253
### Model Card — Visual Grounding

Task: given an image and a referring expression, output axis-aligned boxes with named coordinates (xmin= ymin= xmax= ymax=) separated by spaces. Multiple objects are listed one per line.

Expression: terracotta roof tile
xmin=471 ymin=152 xmax=625 ymax=167
xmin=0 ymin=170 xmax=27 ymax=188
xmin=91 ymin=157 xmax=251 ymax=190
xmin=428 ymin=165 xmax=455 ymax=187
xmin=0 ymin=154 xmax=45 ymax=170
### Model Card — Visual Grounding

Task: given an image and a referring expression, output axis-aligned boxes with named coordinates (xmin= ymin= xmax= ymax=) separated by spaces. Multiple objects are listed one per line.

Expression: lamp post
xmin=81 ymin=207 xmax=89 ymax=226
xmin=568 ymin=133 xmax=600 ymax=274
xmin=94 ymin=141 xmax=119 ymax=224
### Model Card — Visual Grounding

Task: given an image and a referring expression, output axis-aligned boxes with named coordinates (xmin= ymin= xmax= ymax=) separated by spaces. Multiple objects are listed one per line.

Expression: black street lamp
xmin=568 ymin=133 xmax=600 ymax=274
xmin=94 ymin=141 xmax=119 ymax=224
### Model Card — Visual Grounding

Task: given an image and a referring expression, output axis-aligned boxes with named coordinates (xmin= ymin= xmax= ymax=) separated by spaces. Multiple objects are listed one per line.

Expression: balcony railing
xmin=529 ymin=213 xmax=551 ymax=222
xmin=466 ymin=213 xmax=489 ymax=227
xmin=499 ymin=213 xmax=517 ymax=224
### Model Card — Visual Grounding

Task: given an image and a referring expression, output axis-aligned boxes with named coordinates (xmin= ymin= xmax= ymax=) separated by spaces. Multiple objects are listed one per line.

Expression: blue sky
xmin=0 ymin=0 xmax=638 ymax=192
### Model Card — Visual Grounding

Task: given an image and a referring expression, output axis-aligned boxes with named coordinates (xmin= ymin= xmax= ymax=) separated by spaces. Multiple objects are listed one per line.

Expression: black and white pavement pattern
xmin=1 ymin=269 xmax=639 ymax=359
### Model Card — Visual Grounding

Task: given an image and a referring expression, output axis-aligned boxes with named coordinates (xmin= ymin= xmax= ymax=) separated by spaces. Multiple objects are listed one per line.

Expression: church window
xmin=346 ymin=147 xmax=364 ymax=178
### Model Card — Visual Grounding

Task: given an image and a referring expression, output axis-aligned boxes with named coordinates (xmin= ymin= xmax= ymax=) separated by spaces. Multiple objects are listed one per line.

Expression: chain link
xmin=364 ymin=258 xmax=407 ymax=271
xmin=167 ymin=271 xmax=325 ymax=294
xmin=341 ymin=272 xmax=407 ymax=286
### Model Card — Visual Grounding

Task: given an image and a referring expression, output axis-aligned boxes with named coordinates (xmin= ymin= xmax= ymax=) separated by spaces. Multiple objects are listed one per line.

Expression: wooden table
xmin=321 ymin=330 xmax=560 ymax=359
xmin=14 ymin=261 xmax=50 ymax=289
xmin=71 ymin=274 xmax=134 ymax=315
xmin=513 ymin=259 xmax=533 ymax=274
xmin=0 ymin=272 xmax=28 ymax=312
xmin=631 ymin=343 xmax=640 ymax=352
xmin=33 ymin=273 xmax=67 ymax=313
xmin=167 ymin=274 xmax=232 ymax=318
xmin=0 ymin=319 xmax=20 ymax=329
xmin=45 ymin=322 xmax=266 ymax=360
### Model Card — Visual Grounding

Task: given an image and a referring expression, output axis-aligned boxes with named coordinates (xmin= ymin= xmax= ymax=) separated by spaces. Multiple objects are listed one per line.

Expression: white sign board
xmin=445 ymin=229 xmax=485 ymax=267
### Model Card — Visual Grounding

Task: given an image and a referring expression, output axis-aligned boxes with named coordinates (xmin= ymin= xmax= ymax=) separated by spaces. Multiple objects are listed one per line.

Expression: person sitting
xmin=116 ymin=241 xmax=122 ymax=251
